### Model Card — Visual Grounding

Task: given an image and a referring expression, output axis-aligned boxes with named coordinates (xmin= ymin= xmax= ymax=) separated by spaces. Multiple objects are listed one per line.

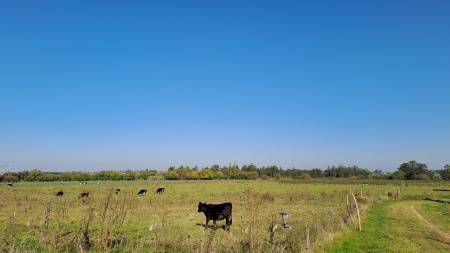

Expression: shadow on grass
xmin=196 ymin=223 xmax=228 ymax=230
xmin=425 ymin=236 xmax=450 ymax=246
xmin=424 ymin=197 xmax=448 ymax=203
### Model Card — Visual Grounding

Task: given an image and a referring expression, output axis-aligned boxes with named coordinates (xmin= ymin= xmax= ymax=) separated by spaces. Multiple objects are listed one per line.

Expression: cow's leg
xmin=225 ymin=217 xmax=231 ymax=231
xmin=205 ymin=218 xmax=209 ymax=229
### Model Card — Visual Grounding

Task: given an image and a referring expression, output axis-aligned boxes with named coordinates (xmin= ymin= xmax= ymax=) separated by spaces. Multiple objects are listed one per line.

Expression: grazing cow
xmin=56 ymin=191 xmax=64 ymax=196
xmin=78 ymin=192 xmax=89 ymax=199
xmin=198 ymin=202 xmax=232 ymax=231
xmin=116 ymin=189 xmax=121 ymax=194
xmin=137 ymin=189 xmax=147 ymax=196
xmin=7 ymin=183 xmax=13 ymax=187
xmin=157 ymin=188 xmax=165 ymax=193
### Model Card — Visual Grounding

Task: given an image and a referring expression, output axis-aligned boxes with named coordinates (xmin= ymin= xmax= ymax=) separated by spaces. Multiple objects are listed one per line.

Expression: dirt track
xmin=411 ymin=205 xmax=450 ymax=243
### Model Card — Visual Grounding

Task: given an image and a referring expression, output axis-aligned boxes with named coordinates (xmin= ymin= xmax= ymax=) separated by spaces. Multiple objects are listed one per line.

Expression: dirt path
xmin=320 ymin=201 xmax=450 ymax=252
xmin=411 ymin=205 xmax=450 ymax=242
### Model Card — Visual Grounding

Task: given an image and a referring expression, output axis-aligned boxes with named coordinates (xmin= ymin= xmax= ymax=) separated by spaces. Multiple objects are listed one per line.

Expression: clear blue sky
xmin=1 ymin=1 xmax=449 ymax=172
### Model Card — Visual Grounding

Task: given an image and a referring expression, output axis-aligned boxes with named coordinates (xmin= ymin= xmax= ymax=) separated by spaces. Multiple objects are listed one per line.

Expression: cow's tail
xmin=229 ymin=204 xmax=233 ymax=225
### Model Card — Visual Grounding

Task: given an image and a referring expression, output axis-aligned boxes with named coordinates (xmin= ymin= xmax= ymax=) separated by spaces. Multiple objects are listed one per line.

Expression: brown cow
xmin=78 ymin=192 xmax=89 ymax=199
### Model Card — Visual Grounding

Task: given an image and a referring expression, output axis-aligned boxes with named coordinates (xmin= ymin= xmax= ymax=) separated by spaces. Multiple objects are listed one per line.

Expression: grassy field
xmin=1 ymin=179 xmax=449 ymax=252
xmin=320 ymin=200 xmax=450 ymax=253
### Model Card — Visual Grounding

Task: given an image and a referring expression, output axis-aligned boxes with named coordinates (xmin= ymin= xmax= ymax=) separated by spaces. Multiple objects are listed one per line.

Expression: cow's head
xmin=198 ymin=202 xmax=207 ymax=212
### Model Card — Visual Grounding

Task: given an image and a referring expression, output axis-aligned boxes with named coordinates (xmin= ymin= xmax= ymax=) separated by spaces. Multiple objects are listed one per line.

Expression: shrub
xmin=275 ymin=173 xmax=281 ymax=180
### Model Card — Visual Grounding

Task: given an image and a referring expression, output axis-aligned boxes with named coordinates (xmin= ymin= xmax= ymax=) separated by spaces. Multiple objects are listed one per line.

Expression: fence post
xmin=43 ymin=198 xmax=51 ymax=240
xmin=351 ymin=193 xmax=361 ymax=231
xmin=270 ymin=215 xmax=277 ymax=245
xmin=306 ymin=222 xmax=310 ymax=252
xmin=346 ymin=193 xmax=350 ymax=214
xmin=279 ymin=206 xmax=291 ymax=237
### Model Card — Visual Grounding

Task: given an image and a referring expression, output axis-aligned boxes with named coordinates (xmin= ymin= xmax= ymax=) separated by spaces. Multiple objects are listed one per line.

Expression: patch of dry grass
xmin=1 ymin=179 xmax=436 ymax=252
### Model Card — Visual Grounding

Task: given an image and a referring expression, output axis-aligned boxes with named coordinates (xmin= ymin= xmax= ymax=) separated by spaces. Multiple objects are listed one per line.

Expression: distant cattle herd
xmin=45 ymin=188 xmax=167 ymax=199
xmin=3 ymin=183 xmax=234 ymax=230
xmin=49 ymin=188 xmax=167 ymax=198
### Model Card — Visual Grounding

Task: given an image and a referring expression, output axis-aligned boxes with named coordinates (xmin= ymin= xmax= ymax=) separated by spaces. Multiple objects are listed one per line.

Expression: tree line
xmin=1 ymin=161 xmax=449 ymax=183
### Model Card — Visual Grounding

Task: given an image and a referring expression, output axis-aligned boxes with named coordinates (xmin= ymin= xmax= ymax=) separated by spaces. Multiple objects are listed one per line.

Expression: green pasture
xmin=1 ymin=179 xmax=449 ymax=252
xmin=321 ymin=200 xmax=450 ymax=253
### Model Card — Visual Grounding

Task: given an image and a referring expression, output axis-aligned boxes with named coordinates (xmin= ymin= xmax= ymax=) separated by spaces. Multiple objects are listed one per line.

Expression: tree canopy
xmin=1 ymin=161 xmax=449 ymax=182
xmin=397 ymin=160 xmax=430 ymax=180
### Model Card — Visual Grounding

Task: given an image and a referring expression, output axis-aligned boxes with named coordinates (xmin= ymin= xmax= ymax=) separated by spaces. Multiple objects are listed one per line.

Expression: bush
xmin=275 ymin=173 xmax=281 ymax=180
xmin=414 ymin=173 xmax=430 ymax=180
xmin=300 ymin=172 xmax=312 ymax=179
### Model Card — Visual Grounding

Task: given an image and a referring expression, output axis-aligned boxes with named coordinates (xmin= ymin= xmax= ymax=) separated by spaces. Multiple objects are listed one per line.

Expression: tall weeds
xmin=0 ymin=180 xmax=418 ymax=252
xmin=97 ymin=189 xmax=135 ymax=249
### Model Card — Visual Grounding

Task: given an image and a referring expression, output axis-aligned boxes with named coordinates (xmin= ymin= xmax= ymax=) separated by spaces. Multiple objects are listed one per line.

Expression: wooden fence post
xmin=306 ymin=223 xmax=310 ymax=252
xmin=351 ymin=193 xmax=361 ymax=231
xmin=43 ymin=198 xmax=51 ymax=240
xmin=346 ymin=193 xmax=350 ymax=214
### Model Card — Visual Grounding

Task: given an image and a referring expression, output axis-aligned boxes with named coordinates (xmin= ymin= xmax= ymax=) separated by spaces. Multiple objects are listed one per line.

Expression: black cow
xmin=137 ymin=189 xmax=147 ymax=196
xmin=7 ymin=183 xmax=13 ymax=187
xmin=198 ymin=202 xmax=232 ymax=231
xmin=78 ymin=192 xmax=89 ymax=199
xmin=56 ymin=191 xmax=64 ymax=196
xmin=116 ymin=189 xmax=121 ymax=194
xmin=157 ymin=188 xmax=165 ymax=193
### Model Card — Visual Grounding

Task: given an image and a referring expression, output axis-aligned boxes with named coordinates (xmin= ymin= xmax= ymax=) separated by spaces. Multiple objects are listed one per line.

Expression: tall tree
xmin=440 ymin=164 xmax=450 ymax=180
xmin=309 ymin=168 xmax=324 ymax=178
xmin=398 ymin=160 xmax=430 ymax=180
xmin=227 ymin=163 xmax=237 ymax=179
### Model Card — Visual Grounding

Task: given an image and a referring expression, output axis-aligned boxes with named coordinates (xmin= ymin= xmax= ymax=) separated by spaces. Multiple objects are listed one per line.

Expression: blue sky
xmin=1 ymin=1 xmax=449 ymax=172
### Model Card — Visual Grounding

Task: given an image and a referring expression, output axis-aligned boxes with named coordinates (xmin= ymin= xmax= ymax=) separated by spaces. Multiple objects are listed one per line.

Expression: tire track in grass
xmin=411 ymin=205 xmax=450 ymax=243
xmin=320 ymin=201 xmax=450 ymax=253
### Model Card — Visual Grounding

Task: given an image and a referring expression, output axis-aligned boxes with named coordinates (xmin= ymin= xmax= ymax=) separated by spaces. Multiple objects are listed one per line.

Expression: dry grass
xmin=0 ymin=179 xmax=416 ymax=252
